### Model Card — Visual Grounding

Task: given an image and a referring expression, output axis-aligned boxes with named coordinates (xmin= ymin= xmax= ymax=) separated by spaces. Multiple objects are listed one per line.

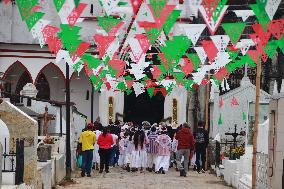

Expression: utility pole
xmin=205 ymin=72 xmax=210 ymax=170
xmin=252 ymin=61 xmax=261 ymax=189
xmin=65 ymin=63 xmax=72 ymax=180
xmin=91 ymin=86 xmax=94 ymax=123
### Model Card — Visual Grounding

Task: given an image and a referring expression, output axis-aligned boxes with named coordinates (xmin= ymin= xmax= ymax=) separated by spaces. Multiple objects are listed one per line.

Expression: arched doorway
xmin=35 ymin=63 xmax=65 ymax=101
xmin=35 ymin=73 xmax=50 ymax=100
xmin=124 ymin=91 xmax=165 ymax=124
xmin=3 ymin=61 xmax=32 ymax=103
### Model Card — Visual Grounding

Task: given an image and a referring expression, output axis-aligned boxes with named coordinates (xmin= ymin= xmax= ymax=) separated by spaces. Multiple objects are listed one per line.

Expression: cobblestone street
xmin=59 ymin=167 xmax=232 ymax=189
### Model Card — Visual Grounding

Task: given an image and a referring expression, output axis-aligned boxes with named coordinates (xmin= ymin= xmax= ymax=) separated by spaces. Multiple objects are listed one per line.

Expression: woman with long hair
xmin=97 ymin=127 xmax=114 ymax=173
xmin=130 ymin=125 xmax=149 ymax=172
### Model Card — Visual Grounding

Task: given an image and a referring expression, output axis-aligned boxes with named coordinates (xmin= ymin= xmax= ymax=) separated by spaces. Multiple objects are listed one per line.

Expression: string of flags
xmin=3 ymin=0 xmax=284 ymax=96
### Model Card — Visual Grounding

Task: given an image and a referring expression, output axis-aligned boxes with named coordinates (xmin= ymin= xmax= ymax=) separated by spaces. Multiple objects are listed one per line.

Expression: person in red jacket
xmin=175 ymin=122 xmax=195 ymax=177
xmin=97 ymin=127 xmax=114 ymax=173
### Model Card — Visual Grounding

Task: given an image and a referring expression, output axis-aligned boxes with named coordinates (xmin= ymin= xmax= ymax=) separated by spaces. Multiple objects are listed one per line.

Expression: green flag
xmin=97 ymin=16 xmax=121 ymax=33
xmin=222 ymin=22 xmax=246 ymax=44
xmin=218 ymin=114 xmax=223 ymax=125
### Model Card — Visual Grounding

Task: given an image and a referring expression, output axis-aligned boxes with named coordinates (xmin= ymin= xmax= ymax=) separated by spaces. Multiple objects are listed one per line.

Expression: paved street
xmin=59 ymin=167 xmax=232 ymax=189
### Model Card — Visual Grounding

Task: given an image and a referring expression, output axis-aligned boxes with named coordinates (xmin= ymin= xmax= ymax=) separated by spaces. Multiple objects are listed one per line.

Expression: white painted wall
xmin=0 ymin=119 xmax=9 ymax=170
xmin=164 ymin=86 xmax=187 ymax=127
xmin=211 ymin=82 xmax=271 ymax=142
xmin=99 ymin=89 xmax=124 ymax=126
xmin=70 ymin=71 xmax=99 ymax=122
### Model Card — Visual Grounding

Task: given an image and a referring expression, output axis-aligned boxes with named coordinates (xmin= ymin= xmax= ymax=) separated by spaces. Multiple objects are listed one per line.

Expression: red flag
xmin=67 ymin=3 xmax=87 ymax=27
xmin=201 ymin=40 xmax=218 ymax=62
xmin=220 ymin=97 xmax=223 ymax=108
xmin=94 ymin=35 xmax=116 ymax=58
xmin=231 ymin=96 xmax=239 ymax=106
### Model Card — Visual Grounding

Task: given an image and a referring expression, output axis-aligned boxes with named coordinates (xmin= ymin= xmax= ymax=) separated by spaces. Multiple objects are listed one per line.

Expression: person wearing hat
xmin=154 ymin=127 xmax=172 ymax=174
xmin=79 ymin=123 xmax=96 ymax=177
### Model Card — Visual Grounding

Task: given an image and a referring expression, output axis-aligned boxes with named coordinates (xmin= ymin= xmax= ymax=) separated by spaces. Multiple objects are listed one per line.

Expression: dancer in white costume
xmin=130 ymin=126 xmax=149 ymax=172
xmin=93 ymin=128 xmax=101 ymax=170
xmin=118 ymin=133 xmax=126 ymax=167
xmin=155 ymin=127 xmax=172 ymax=174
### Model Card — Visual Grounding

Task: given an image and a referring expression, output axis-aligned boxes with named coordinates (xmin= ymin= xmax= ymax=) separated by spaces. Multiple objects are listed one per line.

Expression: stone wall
xmin=0 ymin=101 xmax=40 ymax=188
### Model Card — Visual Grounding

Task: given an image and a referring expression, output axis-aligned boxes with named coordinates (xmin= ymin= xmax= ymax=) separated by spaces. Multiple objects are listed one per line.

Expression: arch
xmin=34 ymin=62 xmax=66 ymax=85
xmin=3 ymin=61 xmax=33 ymax=83
xmin=35 ymin=73 xmax=50 ymax=100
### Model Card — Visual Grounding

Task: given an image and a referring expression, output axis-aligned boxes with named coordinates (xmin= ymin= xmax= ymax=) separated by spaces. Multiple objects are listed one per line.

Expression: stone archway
xmin=0 ymin=100 xmax=38 ymax=187
xmin=3 ymin=61 xmax=33 ymax=103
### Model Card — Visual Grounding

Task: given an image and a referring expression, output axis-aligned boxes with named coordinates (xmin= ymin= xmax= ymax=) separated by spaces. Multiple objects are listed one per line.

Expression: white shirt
xmin=111 ymin=134 xmax=118 ymax=147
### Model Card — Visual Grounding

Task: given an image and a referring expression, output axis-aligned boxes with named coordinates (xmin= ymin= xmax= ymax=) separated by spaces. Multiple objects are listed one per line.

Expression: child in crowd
xmin=118 ymin=131 xmax=127 ymax=169
xmin=146 ymin=126 xmax=158 ymax=172
xmin=131 ymin=126 xmax=149 ymax=172
xmin=155 ymin=127 xmax=172 ymax=174
xmin=124 ymin=129 xmax=134 ymax=172
xmin=170 ymin=132 xmax=179 ymax=170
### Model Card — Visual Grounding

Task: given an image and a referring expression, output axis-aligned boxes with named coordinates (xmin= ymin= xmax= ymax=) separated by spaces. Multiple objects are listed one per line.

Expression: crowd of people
xmin=77 ymin=119 xmax=209 ymax=178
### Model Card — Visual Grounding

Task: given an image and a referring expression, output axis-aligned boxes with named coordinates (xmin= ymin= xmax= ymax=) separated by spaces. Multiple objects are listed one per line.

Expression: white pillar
xmin=273 ymin=81 xmax=278 ymax=95
xmin=280 ymin=79 xmax=284 ymax=93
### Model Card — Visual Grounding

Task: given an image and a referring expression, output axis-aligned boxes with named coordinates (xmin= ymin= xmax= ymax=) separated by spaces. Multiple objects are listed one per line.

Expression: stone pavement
xmin=59 ymin=167 xmax=232 ymax=189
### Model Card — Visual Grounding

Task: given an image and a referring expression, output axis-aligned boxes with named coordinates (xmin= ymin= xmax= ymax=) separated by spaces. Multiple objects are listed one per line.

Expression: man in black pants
xmin=194 ymin=122 xmax=209 ymax=173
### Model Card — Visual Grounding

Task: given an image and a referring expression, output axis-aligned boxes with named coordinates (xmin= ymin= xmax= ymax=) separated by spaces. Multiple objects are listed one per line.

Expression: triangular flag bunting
xmin=222 ymin=22 xmax=246 ymax=44
xmin=97 ymin=16 xmax=121 ymax=33
xmin=179 ymin=24 xmax=206 ymax=46
xmin=233 ymin=10 xmax=254 ymax=22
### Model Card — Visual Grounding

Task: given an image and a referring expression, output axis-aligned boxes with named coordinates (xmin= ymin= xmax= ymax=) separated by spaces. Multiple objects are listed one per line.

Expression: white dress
xmin=118 ymin=139 xmax=126 ymax=166
xmin=130 ymin=136 xmax=149 ymax=168
xmin=124 ymin=138 xmax=133 ymax=164
xmin=131 ymin=145 xmax=148 ymax=168
xmin=93 ymin=130 xmax=101 ymax=163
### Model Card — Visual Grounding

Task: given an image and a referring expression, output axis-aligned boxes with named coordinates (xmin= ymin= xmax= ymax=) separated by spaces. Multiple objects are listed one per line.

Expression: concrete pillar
xmin=198 ymin=85 xmax=206 ymax=123
xmin=187 ymin=90 xmax=195 ymax=130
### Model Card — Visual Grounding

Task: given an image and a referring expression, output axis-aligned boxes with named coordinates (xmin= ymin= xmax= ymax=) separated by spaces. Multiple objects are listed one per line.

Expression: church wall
xmin=99 ymin=90 xmax=124 ymax=126
xmin=164 ymin=87 xmax=187 ymax=127
xmin=70 ymin=71 xmax=100 ymax=122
